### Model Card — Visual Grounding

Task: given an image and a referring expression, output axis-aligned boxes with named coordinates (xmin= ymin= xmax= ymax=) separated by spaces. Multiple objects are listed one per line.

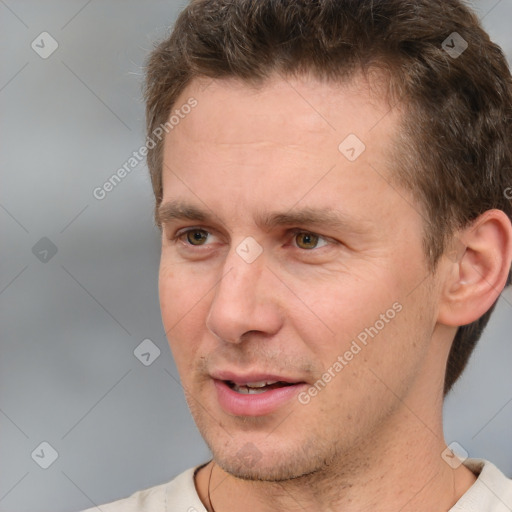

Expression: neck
xmin=196 ymin=401 xmax=476 ymax=512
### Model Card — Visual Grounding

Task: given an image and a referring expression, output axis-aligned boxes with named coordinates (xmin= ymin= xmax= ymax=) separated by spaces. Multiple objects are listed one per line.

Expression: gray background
xmin=0 ymin=1 xmax=511 ymax=511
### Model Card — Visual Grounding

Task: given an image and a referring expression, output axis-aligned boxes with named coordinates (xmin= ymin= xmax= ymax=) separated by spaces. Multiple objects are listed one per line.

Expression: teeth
xmin=233 ymin=385 xmax=268 ymax=394
xmin=230 ymin=381 xmax=280 ymax=394
xmin=246 ymin=381 xmax=278 ymax=388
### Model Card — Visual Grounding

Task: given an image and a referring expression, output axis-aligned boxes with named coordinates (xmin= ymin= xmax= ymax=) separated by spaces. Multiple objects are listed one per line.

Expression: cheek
xmin=288 ymin=267 xmax=424 ymax=404
xmin=158 ymin=262 xmax=180 ymax=328
xmin=158 ymin=257 xmax=214 ymax=323
xmin=287 ymin=268 xmax=399 ymax=348
xmin=158 ymin=261 xmax=212 ymax=364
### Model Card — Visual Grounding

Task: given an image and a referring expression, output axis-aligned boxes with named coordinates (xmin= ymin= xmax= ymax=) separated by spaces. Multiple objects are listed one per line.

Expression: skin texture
xmin=158 ymin=73 xmax=512 ymax=511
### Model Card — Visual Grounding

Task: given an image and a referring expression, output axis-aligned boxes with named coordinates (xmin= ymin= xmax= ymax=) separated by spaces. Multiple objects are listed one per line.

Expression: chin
xmin=210 ymin=440 xmax=325 ymax=483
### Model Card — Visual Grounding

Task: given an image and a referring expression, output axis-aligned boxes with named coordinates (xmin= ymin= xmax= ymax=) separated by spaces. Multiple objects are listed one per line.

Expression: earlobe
xmin=437 ymin=209 xmax=512 ymax=327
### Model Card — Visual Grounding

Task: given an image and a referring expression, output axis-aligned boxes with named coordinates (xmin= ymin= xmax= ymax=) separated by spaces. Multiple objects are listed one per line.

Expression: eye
xmin=182 ymin=228 xmax=210 ymax=246
xmin=293 ymin=231 xmax=328 ymax=250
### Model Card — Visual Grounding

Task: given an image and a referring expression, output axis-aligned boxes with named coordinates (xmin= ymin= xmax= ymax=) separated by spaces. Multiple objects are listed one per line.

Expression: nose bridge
xmin=206 ymin=245 xmax=280 ymax=342
xmin=217 ymin=250 xmax=262 ymax=305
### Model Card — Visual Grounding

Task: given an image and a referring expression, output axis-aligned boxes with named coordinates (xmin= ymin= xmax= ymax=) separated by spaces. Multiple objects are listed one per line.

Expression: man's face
xmin=158 ymin=74 xmax=444 ymax=480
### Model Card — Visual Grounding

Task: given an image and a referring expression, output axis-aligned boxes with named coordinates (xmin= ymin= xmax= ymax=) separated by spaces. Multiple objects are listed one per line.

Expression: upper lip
xmin=210 ymin=370 xmax=306 ymax=385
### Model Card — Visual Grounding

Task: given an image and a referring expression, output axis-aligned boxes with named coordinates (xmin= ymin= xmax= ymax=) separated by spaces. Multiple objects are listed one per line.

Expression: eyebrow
xmin=158 ymin=201 xmax=209 ymax=225
xmin=157 ymin=200 xmax=371 ymax=234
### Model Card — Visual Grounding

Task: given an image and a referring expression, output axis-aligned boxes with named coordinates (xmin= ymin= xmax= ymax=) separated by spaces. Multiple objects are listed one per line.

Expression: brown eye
xmin=295 ymin=232 xmax=320 ymax=250
xmin=185 ymin=229 xmax=209 ymax=245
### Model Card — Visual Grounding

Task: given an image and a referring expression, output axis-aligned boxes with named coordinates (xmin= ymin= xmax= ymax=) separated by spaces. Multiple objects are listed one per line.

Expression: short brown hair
xmin=144 ymin=0 xmax=512 ymax=395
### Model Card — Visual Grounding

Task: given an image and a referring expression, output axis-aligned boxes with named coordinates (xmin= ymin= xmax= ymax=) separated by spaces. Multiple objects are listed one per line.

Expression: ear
xmin=437 ymin=209 xmax=512 ymax=327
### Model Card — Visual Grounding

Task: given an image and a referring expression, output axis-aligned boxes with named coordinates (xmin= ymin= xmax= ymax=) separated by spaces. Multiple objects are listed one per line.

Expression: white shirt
xmin=81 ymin=458 xmax=512 ymax=511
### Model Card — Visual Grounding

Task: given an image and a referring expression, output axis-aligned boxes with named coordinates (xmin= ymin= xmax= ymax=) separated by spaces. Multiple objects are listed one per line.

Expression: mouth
xmin=210 ymin=372 xmax=308 ymax=416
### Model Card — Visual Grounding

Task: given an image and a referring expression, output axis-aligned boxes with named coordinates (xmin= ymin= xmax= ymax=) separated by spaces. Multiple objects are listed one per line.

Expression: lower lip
xmin=213 ymin=380 xmax=307 ymax=416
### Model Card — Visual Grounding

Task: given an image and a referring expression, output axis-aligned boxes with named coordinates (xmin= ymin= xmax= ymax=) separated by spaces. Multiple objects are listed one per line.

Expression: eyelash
xmin=171 ymin=227 xmax=332 ymax=250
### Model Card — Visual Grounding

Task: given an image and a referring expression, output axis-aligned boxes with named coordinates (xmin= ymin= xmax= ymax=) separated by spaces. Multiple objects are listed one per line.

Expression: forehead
xmin=166 ymin=73 xmax=397 ymax=153
xmin=160 ymin=73 xmax=405 ymax=228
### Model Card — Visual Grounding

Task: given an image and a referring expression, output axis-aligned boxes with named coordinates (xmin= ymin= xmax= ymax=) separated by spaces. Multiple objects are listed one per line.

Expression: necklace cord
xmin=207 ymin=461 xmax=216 ymax=512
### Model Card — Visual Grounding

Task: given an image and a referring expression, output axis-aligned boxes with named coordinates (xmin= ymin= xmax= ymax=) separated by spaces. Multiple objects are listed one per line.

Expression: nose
xmin=205 ymin=246 xmax=283 ymax=344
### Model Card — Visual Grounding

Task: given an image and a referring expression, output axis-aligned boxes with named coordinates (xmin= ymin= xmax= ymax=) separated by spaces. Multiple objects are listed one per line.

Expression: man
xmin=84 ymin=0 xmax=512 ymax=510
